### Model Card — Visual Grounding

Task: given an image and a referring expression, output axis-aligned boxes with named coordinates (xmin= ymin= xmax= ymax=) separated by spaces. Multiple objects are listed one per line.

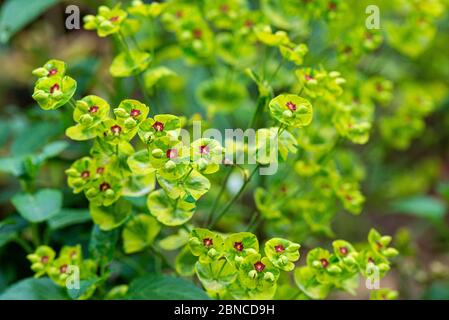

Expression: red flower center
xmin=81 ymin=170 xmax=90 ymax=179
xmin=130 ymin=109 xmax=141 ymax=117
xmin=254 ymin=261 xmax=265 ymax=272
xmin=153 ymin=121 xmax=164 ymax=132
xmin=175 ymin=10 xmax=183 ymax=18
xmin=368 ymin=257 xmax=375 ymax=264
xmin=199 ymin=145 xmax=209 ymax=155
xmin=328 ymin=2 xmax=337 ymax=11
xmin=60 ymin=264 xmax=68 ymax=274
xmin=203 ymin=238 xmax=213 ymax=247
xmin=340 ymin=247 xmax=348 ymax=255
xmin=220 ymin=4 xmax=229 ymax=13
xmin=111 ymin=125 xmax=122 ymax=135
xmin=376 ymin=83 xmax=383 ymax=92
xmin=345 ymin=194 xmax=353 ymax=201
xmin=234 ymin=242 xmax=244 ymax=252
xmin=48 ymin=68 xmax=57 ymax=76
xmin=193 ymin=29 xmax=202 ymax=39
xmin=50 ymin=83 xmax=60 ymax=94
xmin=244 ymin=19 xmax=253 ymax=28
xmin=305 ymin=74 xmax=314 ymax=81
xmin=89 ymin=105 xmax=99 ymax=113
xmin=275 ymin=245 xmax=285 ymax=253
xmin=41 ymin=256 xmax=49 ymax=264
xmin=320 ymin=258 xmax=329 ymax=268
xmin=110 ymin=16 xmax=119 ymax=22
xmin=286 ymin=101 xmax=297 ymax=111
xmin=166 ymin=148 xmax=178 ymax=159
xmin=100 ymin=182 xmax=111 ymax=192
xmin=96 ymin=167 xmax=105 ymax=174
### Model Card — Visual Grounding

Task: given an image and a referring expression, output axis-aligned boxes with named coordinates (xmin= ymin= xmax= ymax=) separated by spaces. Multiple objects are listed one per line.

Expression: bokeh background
xmin=0 ymin=0 xmax=449 ymax=299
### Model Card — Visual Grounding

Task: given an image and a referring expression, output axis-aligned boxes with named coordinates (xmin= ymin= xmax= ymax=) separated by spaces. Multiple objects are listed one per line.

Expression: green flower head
xmin=128 ymin=0 xmax=167 ymax=18
xmin=269 ymin=94 xmax=313 ymax=128
xmin=190 ymin=138 xmax=224 ymax=174
xmin=84 ymin=4 xmax=128 ymax=37
xmin=224 ymin=232 xmax=259 ymax=267
xmin=27 ymin=246 xmax=56 ymax=277
xmin=65 ymin=157 xmax=95 ymax=194
xmin=85 ymin=174 xmax=122 ymax=207
xmin=99 ymin=119 xmax=137 ymax=144
xmin=189 ymin=228 xmax=224 ymax=263
xmin=32 ymin=75 xmax=77 ymax=110
xmin=113 ymin=99 xmax=149 ymax=128
xmin=138 ymin=114 xmax=181 ymax=144
xmin=48 ymin=256 xmax=73 ymax=286
xmin=149 ymin=137 xmax=190 ymax=180
xmin=238 ymin=254 xmax=280 ymax=291
xmin=254 ymin=25 xmax=290 ymax=47
xmin=264 ymin=238 xmax=300 ymax=271
xmin=32 ymin=59 xmax=67 ymax=78
xmin=367 ymin=228 xmax=399 ymax=258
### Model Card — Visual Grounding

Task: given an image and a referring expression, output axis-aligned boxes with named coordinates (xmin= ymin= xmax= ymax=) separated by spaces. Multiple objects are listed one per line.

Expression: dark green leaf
xmin=89 ymin=225 xmax=119 ymax=267
xmin=12 ymin=189 xmax=63 ymax=223
xmin=0 ymin=277 xmax=66 ymax=300
xmin=47 ymin=209 xmax=91 ymax=230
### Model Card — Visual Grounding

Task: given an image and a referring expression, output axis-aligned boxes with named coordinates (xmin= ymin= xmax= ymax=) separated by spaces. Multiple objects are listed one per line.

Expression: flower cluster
xmin=188 ymin=228 xmax=300 ymax=299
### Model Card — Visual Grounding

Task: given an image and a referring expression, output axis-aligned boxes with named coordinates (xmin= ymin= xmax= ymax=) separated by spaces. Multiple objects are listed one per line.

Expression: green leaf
xmin=391 ymin=196 xmax=447 ymax=220
xmin=11 ymin=189 xmax=63 ymax=223
xmin=147 ymin=189 xmax=196 ymax=226
xmin=0 ymin=0 xmax=58 ymax=43
xmin=109 ymin=50 xmax=151 ymax=78
xmin=175 ymin=246 xmax=197 ymax=276
xmin=67 ymin=278 xmax=100 ymax=300
xmin=12 ymin=122 xmax=62 ymax=156
xmin=143 ymin=66 xmax=177 ymax=89
xmin=90 ymin=198 xmax=132 ymax=231
xmin=126 ymin=274 xmax=209 ymax=300
xmin=0 ymin=277 xmax=66 ymax=300
xmin=47 ymin=208 xmax=91 ymax=230
xmin=89 ymin=225 xmax=119 ymax=267
xmin=0 ymin=156 xmax=23 ymax=176
xmin=122 ymin=214 xmax=161 ymax=254
xmin=158 ymin=229 xmax=189 ymax=251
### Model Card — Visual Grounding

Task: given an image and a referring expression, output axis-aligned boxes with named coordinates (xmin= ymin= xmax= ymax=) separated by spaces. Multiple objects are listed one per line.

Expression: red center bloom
xmin=220 ymin=4 xmax=229 ymax=13
xmin=48 ymin=68 xmax=57 ymax=76
xmin=50 ymin=83 xmax=60 ymax=94
xmin=320 ymin=258 xmax=329 ymax=268
xmin=244 ymin=19 xmax=253 ymax=28
xmin=96 ymin=167 xmax=105 ymax=174
xmin=89 ymin=105 xmax=99 ymax=114
xmin=286 ymin=101 xmax=297 ymax=112
xmin=199 ymin=145 xmax=209 ymax=155
xmin=275 ymin=245 xmax=285 ymax=253
xmin=81 ymin=171 xmax=90 ymax=179
xmin=130 ymin=109 xmax=141 ymax=117
xmin=340 ymin=247 xmax=348 ymax=255
xmin=60 ymin=264 xmax=68 ymax=274
xmin=254 ymin=261 xmax=265 ymax=272
xmin=193 ymin=28 xmax=202 ymax=39
xmin=305 ymin=74 xmax=314 ymax=81
xmin=110 ymin=16 xmax=119 ymax=22
xmin=175 ymin=10 xmax=183 ymax=18
xmin=203 ymin=238 xmax=213 ymax=247
xmin=111 ymin=125 xmax=122 ymax=135
xmin=166 ymin=148 xmax=178 ymax=159
xmin=100 ymin=182 xmax=111 ymax=192
xmin=153 ymin=121 xmax=164 ymax=132
xmin=328 ymin=2 xmax=337 ymax=11
xmin=41 ymin=256 xmax=49 ymax=264
xmin=234 ymin=242 xmax=244 ymax=252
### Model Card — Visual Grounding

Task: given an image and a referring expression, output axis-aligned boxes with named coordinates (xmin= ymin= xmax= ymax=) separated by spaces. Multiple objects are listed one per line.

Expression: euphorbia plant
xmin=5 ymin=0 xmax=448 ymax=301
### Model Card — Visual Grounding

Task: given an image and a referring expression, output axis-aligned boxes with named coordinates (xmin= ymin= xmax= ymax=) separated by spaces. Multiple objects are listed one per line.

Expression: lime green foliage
xmin=294 ymin=229 xmax=398 ymax=299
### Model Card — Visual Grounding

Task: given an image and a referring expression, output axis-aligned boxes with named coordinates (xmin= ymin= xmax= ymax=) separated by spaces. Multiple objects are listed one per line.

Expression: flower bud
xmin=76 ymin=100 xmax=89 ymax=111
xmin=279 ymin=255 xmax=289 ymax=264
xmin=80 ymin=114 xmax=94 ymax=126
xmin=114 ymin=107 xmax=128 ymax=118
xmin=83 ymin=15 xmax=96 ymax=23
xmin=86 ymin=187 xmax=99 ymax=198
xmin=71 ymin=178 xmax=85 ymax=188
xmin=287 ymin=243 xmax=300 ymax=252
xmin=98 ymin=6 xmax=109 ymax=16
xmin=207 ymin=248 xmax=217 ymax=258
xmin=197 ymin=158 xmax=208 ymax=171
xmin=65 ymin=168 xmax=80 ymax=177
xmin=152 ymin=148 xmax=164 ymax=158
xmin=297 ymin=105 xmax=309 ymax=114
xmin=32 ymin=67 xmax=49 ymax=77
xmin=235 ymin=256 xmax=244 ymax=264
xmin=380 ymin=236 xmax=392 ymax=247
xmin=248 ymin=270 xmax=257 ymax=279
xmin=31 ymin=262 xmax=44 ymax=272
xmin=164 ymin=160 xmax=176 ymax=171
xmin=283 ymin=110 xmax=293 ymax=118
xmin=312 ymin=260 xmax=321 ymax=268
xmin=343 ymin=256 xmax=356 ymax=265
xmin=124 ymin=117 xmax=137 ymax=129
xmin=32 ymin=90 xmax=48 ymax=101
xmin=264 ymin=272 xmax=275 ymax=282
xmin=329 ymin=71 xmax=340 ymax=78
xmin=328 ymin=265 xmax=342 ymax=273
xmin=104 ymin=189 xmax=115 ymax=199
xmin=52 ymin=90 xmax=63 ymax=99
xmin=378 ymin=263 xmax=390 ymax=272
xmin=383 ymin=248 xmax=398 ymax=258
xmin=99 ymin=20 xmax=114 ymax=31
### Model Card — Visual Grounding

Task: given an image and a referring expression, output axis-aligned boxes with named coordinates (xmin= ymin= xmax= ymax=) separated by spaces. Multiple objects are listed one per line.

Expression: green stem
xmin=246 ymin=210 xmax=259 ymax=231
xmin=150 ymin=245 xmax=177 ymax=273
xmin=205 ymin=166 xmax=233 ymax=226
xmin=30 ymin=224 xmax=41 ymax=248
xmin=13 ymin=236 xmax=33 ymax=253
xmin=268 ymin=58 xmax=284 ymax=83
xmin=248 ymin=96 xmax=266 ymax=129
xmin=208 ymin=165 xmax=260 ymax=228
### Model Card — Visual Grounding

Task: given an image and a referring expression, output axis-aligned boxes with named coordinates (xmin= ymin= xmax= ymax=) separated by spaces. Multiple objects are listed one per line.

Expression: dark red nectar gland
xmin=320 ymin=258 xmax=329 ymax=268
xmin=152 ymin=121 xmax=164 ymax=132
xmin=328 ymin=2 xmax=337 ymax=11
xmin=234 ymin=242 xmax=244 ymax=252
xmin=275 ymin=245 xmax=285 ymax=253
xmin=220 ymin=4 xmax=229 ymax=13
xmin=109 ymin=16 xmax=119 ymax=22
xmin=193 ymin=29 xmax=202 ymax=39
xmin=203 ymin=238 xmax=213 ymax=247
xmin=81 ymin=171 xmax=90 ymax=179
xmin=286 ymin=101 xmax=297 ymax=112
xmin=99 ymin=182 xmax=111 ymax=192
xmin=166 ymin=148 xmax=178 ymax=159
xmin=199 ymin=145 xmax=210 ymax=155
xmin=41 ymin=256 xmax=49 ymax=264
xmin=96 ymin=167 xmax=105 ymax=174
xmin=50 ymin=83 xmax=60 ymax=94
xmin=130 ymin=109 xmax=141 ymax=117
xmin=60 ymin=264 xmax=68 ymax=274
xmin=368 ymin=257 xmax=375 ymax=264
xmin=340 ymin=247 xmax=348 ymax=255
xmin=175 ymin=10 xmax=183 ymax=19
xmin=89 ymin=105 xmax=99 ymax=114
xmin=244 ymin=19 xmax=253 ymax=28
xmin=48 ymin=68 xmax=57 ymax=76
xmin=305 ymin=74 xmax=314 ymax=81
xmin=111 ymin=125 xmax=122 ymax=135
xmin=254 ymin=261 xmax=265 ymax=272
